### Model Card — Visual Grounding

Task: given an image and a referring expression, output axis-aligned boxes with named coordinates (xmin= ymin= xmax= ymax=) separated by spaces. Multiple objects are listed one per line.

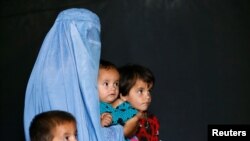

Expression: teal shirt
xmin=100 ymin=101 xmax=138 ymax=126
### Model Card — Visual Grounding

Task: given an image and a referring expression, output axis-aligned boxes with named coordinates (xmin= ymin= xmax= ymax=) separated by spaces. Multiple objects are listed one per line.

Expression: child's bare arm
xmin=123 ymin=112 xmax=143 ymax=137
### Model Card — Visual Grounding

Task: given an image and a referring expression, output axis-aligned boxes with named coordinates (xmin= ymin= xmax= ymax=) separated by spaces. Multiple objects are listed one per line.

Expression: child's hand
xmin=101 ymin=112 xmax=112 ymax=127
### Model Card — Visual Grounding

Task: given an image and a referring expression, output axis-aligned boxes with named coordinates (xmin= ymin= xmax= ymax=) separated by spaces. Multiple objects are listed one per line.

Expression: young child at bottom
xmin=118 ymin=64 xmax=160 ymax=141
xmin=29 ymin=110 xmax=77 ymax=141
xmin=98 ymin=60 xmax=140 ymax=139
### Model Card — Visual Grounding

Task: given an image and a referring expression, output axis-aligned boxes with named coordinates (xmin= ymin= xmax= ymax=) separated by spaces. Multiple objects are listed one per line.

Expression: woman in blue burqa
xmin=24 ymin=8 xmax=124 ymax=141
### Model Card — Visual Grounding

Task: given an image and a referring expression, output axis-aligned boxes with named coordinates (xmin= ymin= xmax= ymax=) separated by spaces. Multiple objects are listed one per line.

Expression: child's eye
xmin=114 ymin=82 xmax=119 ymax=88
xmin=103 ymin=82 xmax=108 ymax=87
xmin=64 ymin=136 xmax=69 ymax=141
xmin=137 ymin=89 xmax=143 ymax=94
xmin=148 ymin=89 xmax=152 ymax=95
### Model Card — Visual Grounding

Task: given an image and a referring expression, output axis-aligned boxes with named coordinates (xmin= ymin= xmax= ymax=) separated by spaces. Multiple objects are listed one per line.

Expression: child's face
xmin=123 ymin=79 xmax=152 ymax=112
xmin=98 ymin=68 xmax=119 ymax=103
xmin=52 ymin=122 xmax=77 ymax=141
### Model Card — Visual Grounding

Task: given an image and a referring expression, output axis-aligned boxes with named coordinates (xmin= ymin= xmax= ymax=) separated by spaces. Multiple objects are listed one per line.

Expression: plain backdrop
xmin=1 ymin=0 xmax=250 ymax=141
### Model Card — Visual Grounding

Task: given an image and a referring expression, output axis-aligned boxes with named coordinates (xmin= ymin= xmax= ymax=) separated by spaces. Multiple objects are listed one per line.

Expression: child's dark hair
xmin=119 ymin=64 xmax=155 ymax=96
xmin=99 ymin=59 xmax=118 ymax=70
xmin=29 ymin=110 xmax=76 ymax=141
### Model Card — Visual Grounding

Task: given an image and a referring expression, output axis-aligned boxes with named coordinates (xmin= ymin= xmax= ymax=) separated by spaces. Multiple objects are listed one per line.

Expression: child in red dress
xmin=118 ymin=64 xmax=160 ymax=141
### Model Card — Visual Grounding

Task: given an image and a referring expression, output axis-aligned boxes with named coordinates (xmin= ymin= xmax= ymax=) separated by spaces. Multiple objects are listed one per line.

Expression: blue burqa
xmin=24 ymin=8 xmax=124 ymax=141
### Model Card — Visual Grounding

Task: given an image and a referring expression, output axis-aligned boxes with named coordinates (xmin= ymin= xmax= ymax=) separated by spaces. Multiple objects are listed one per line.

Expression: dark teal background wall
xmin=1 ymin=0 xmax=249 ymax=140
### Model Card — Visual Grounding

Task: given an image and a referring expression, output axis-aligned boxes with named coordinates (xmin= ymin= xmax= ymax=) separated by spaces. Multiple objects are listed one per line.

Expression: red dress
xmin=136 ymin=113 xmax=160 ymax=141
